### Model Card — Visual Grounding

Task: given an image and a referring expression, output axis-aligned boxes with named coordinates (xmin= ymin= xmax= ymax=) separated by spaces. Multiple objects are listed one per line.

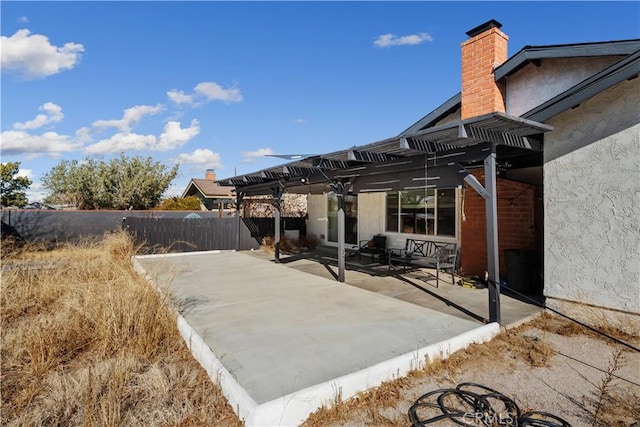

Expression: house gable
xmin=400 ymin=39 xmax=639 ymax=136
xmin=505 ymin=56 xmax=626 ymax=116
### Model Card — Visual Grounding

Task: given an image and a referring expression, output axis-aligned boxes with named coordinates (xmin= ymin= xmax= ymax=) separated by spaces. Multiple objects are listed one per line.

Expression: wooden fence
xmin=123 ymin=216 xmax=307 ymax=253
xmin=123 ymin=216 xmax=259 ymax=252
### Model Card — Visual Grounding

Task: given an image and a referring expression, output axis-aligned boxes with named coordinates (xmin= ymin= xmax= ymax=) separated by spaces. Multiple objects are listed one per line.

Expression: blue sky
xmin=2 ymin=1 xmax=639 ymax=203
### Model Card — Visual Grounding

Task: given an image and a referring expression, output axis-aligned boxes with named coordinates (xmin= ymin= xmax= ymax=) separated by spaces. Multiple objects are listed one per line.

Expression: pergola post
xmin=272 ymin=186 xmax=283 ymax=264
xmin=337 ymin=194 xmax=346 ymax=283
xmin=484 ymin=150 xmax=501 ymax=323
xmin=235 ymin=191 xmax=245 ymax=252
xmin=328 ymin=180 xmax=347 ymax=283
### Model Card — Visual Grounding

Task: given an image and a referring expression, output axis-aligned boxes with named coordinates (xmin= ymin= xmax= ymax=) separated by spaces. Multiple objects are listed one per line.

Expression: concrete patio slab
xmin=134 ymin=251 xmax=500 ymax=426
xmin=247 ymin=247 xmax=542 ymax=327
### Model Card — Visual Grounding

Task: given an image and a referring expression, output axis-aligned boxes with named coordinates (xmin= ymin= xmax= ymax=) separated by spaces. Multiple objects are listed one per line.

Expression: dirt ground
xmin=3 ymin=236 xmax=638 ymax=426
xmin=303 ymin=313 xmax=640 ymax=427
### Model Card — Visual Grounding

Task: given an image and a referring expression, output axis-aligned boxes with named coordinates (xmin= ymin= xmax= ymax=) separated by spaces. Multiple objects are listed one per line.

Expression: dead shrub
xmin=531 ymin=311 xmax=639 ymax=346
xmin=260 ymin=234 xmax=308 ymax=253
xmin=1 ymin=231 xmax=241 ymax=426
xmin=298 ymin=233 xmax=319 ymax=250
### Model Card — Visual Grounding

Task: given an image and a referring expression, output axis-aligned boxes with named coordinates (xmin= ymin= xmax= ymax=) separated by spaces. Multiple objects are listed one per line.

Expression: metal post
xmin=272 ymin=187 xmax=282 ymax=264
xmin=235 ymin=192 xmax=244 ymax=252
xmin=274 ymin=205 xmax=281 ymax=263
xmin=337 ymin=196 xmax=346 ymax=282
xmin=484 ymin=151 xmax=501 ymax=323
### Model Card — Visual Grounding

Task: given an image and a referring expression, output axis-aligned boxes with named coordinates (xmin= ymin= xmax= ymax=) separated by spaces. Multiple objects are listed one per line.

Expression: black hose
xmin=408 ymin=383 xmax=571 ymax=426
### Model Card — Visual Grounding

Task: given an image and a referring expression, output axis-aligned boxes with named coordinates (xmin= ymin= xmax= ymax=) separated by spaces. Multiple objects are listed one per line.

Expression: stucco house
xmin=182 ymin=169 xmax=235 ymax=211
xmin=220 ymin=21 xmax=639 ymax=329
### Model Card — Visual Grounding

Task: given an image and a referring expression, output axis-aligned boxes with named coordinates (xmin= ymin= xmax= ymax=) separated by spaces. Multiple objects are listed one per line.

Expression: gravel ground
xmin=304 ymin=314 xmax=640 ymax=426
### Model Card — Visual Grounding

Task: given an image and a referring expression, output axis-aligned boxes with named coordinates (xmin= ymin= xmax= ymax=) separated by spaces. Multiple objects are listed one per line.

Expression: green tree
xmin=1 ymin=162 xmax=32 ymax=208
xmin=156 ymin=196 xmax=203 ymax=211
xmin=42 ymin=155 xmax=179 ymax=210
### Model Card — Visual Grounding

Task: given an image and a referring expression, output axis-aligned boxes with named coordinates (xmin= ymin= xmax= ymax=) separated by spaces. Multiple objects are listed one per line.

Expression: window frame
xmin=385 ymin=188 xmax=458 ymax=238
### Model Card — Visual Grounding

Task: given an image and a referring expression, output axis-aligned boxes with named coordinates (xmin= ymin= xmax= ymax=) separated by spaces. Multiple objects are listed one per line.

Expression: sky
xmin=1 ymin=1 xmax=639 ymax=203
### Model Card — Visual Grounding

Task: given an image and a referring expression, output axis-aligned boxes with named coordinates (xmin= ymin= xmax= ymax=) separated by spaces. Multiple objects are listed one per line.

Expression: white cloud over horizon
xmin=84 ymin=132 xmax=156 ymax=155
xmin=241 ymin=147 xmax=274 ymax=163
xmin=157 ymin=119 xmax=200 ymax=150
xmin=12 ymin=102 xmax=64 ymax=130
xmin=374 ymin=32 xmax=433 ymax=48
xmin=84 ymin=119 xmax=199 ymax=154
xmin=174 ymin=148 xmax=222 ymax=169
xmin=0 ymin=130 xmax=83 ymax=156
xmin=1 ymin=29 xmax=84 ymax=79
xmin=167 ymin=81 xmax=243 ymax=107
xmin=92 ymin=104 xmax=165 ymax=132
xmin=16 ymin=168 xmax=33 ymax=179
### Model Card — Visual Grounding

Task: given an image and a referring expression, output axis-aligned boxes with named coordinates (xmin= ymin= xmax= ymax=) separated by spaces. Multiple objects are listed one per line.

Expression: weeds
xmin=587 ymin=348 xmax=640 ymax=427
xmin=1 ymin=230 xmax=241 ymax=426
xmin=261 ymin=232 xmax=319 ymax=254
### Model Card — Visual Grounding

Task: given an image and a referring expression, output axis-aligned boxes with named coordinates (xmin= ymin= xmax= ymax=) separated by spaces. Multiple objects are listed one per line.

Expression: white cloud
xmin=174 ymin=149 xmax=222 ymax=169
xmin=167 ymin=89 xmax=193 ymax=105
xmin=168 ymin=81 xmax=243 ymax=106
xmin=1 ymin=29 xmax=84 ymax=79
xmin=84 ymin=132 xmax=157 ymax=155
xmin=84 ymin=119 xmax=199 ymax=154
xmin=241 ymin=147 xmax=274 ymax=163
xmin=295 ymin=118 xmax=306 ymax=124
xmin=18 ymin=16 xmax=29 ymax=24
xmin=75 ymin=127 xmax=93 ymax=144
xmin=16 ymin=168 xmax=33 ymax=179
xmin=374 ymin=32 xmax=433 ymax=48
xmin=157 ymin=119 xmax=200 ymax=150
xmin=0 ymin=130 xmax=82 ymax=156
xmin=25 ymin=181 xmax=45 ymax=203
xmin=13 ymin=102 xmax=64 ymax=130
xmin=92 ymin=104 xmax=164 ymax=132
xmin=195 ymin=82 xmax=242 ymax=102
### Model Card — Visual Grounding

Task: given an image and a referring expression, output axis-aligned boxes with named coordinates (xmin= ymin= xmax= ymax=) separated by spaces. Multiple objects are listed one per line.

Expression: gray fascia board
xmin=180 ymin=180 xmax=195 ymax=198
xmin=495 ymin=39 xmax=640 ymax=81
xmin=523 ymin=51 xmax=640 ymax=122
xmin=399 ymin=92 xmax=461 ymax=136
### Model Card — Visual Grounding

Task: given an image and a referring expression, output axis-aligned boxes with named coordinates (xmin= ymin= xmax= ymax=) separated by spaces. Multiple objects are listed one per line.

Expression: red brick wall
xmin=460 ymin=170 xmax=537 ymax=279
xmin=460 ymin=27 xmax=508 ymax=120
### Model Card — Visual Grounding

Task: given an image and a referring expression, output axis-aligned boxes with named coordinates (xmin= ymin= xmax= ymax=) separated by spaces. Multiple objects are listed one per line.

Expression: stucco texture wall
xmin=357 ymin=192 xmax=385 ymax=242
xmin=306 ymin=194 xmax=327 ymax=242
xmin=544 ymin=78 xmax=640 ymax=314
xmin=506 ymin=57 xmax=621 ymax=117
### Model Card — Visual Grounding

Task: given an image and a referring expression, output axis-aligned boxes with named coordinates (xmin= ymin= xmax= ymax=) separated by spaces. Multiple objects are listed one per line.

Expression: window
xmin=385 ymin=189 xmax=456 ymax=237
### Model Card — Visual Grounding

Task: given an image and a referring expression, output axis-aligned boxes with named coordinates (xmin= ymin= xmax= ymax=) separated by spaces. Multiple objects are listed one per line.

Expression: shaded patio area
xmin=247 ymin=246 xmax=542 ymax=327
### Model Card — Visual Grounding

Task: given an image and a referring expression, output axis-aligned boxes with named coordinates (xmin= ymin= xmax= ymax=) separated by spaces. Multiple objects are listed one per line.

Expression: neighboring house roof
xmin=181 ymin=179 xmax=235 ymax=199
xmin=401 ymin=39 xmax=640 ymax=134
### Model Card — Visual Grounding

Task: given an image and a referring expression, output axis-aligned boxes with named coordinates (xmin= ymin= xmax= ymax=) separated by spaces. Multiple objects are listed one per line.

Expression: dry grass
xmin=303 ymin=313 xmax=638 ymax=427
xmin=530 ymin=311 xmax=639 ymax=345
xmin=261 ymin=233 xmax=319 ymax=254
xmin=1 ymin=230 xmax=242 ymax=426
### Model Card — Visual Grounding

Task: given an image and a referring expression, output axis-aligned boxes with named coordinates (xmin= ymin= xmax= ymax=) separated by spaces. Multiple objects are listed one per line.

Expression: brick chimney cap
xmin=466 ymin=19 xmax=503 ymax=38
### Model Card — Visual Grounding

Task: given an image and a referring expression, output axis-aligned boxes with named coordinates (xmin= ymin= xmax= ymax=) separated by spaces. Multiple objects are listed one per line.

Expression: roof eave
xmin=399 ymin=92 xmax=461 ymax=136
xmin=495 ymin=39 xmax=640 ymax=81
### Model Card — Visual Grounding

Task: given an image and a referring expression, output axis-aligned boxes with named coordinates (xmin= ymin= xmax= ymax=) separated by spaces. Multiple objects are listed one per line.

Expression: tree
xmin=42 ymin=155 xmax=179 ymax=210
xmin=1 ymin=162 xmax=32 ymax=208
xmin=156 ymin=196 xmax=203 ymax=211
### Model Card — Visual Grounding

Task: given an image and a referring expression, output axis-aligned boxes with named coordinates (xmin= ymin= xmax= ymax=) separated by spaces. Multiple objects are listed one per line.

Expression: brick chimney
xmin=205 ymin=169 xmax=216 ymax=180
xmin=461 ymin=19 xmax=508 ymax=120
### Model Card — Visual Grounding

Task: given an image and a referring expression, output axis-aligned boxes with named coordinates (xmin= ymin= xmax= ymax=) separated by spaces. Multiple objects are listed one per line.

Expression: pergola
xmin=220 ymin=112 xmax=553 ymax=323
